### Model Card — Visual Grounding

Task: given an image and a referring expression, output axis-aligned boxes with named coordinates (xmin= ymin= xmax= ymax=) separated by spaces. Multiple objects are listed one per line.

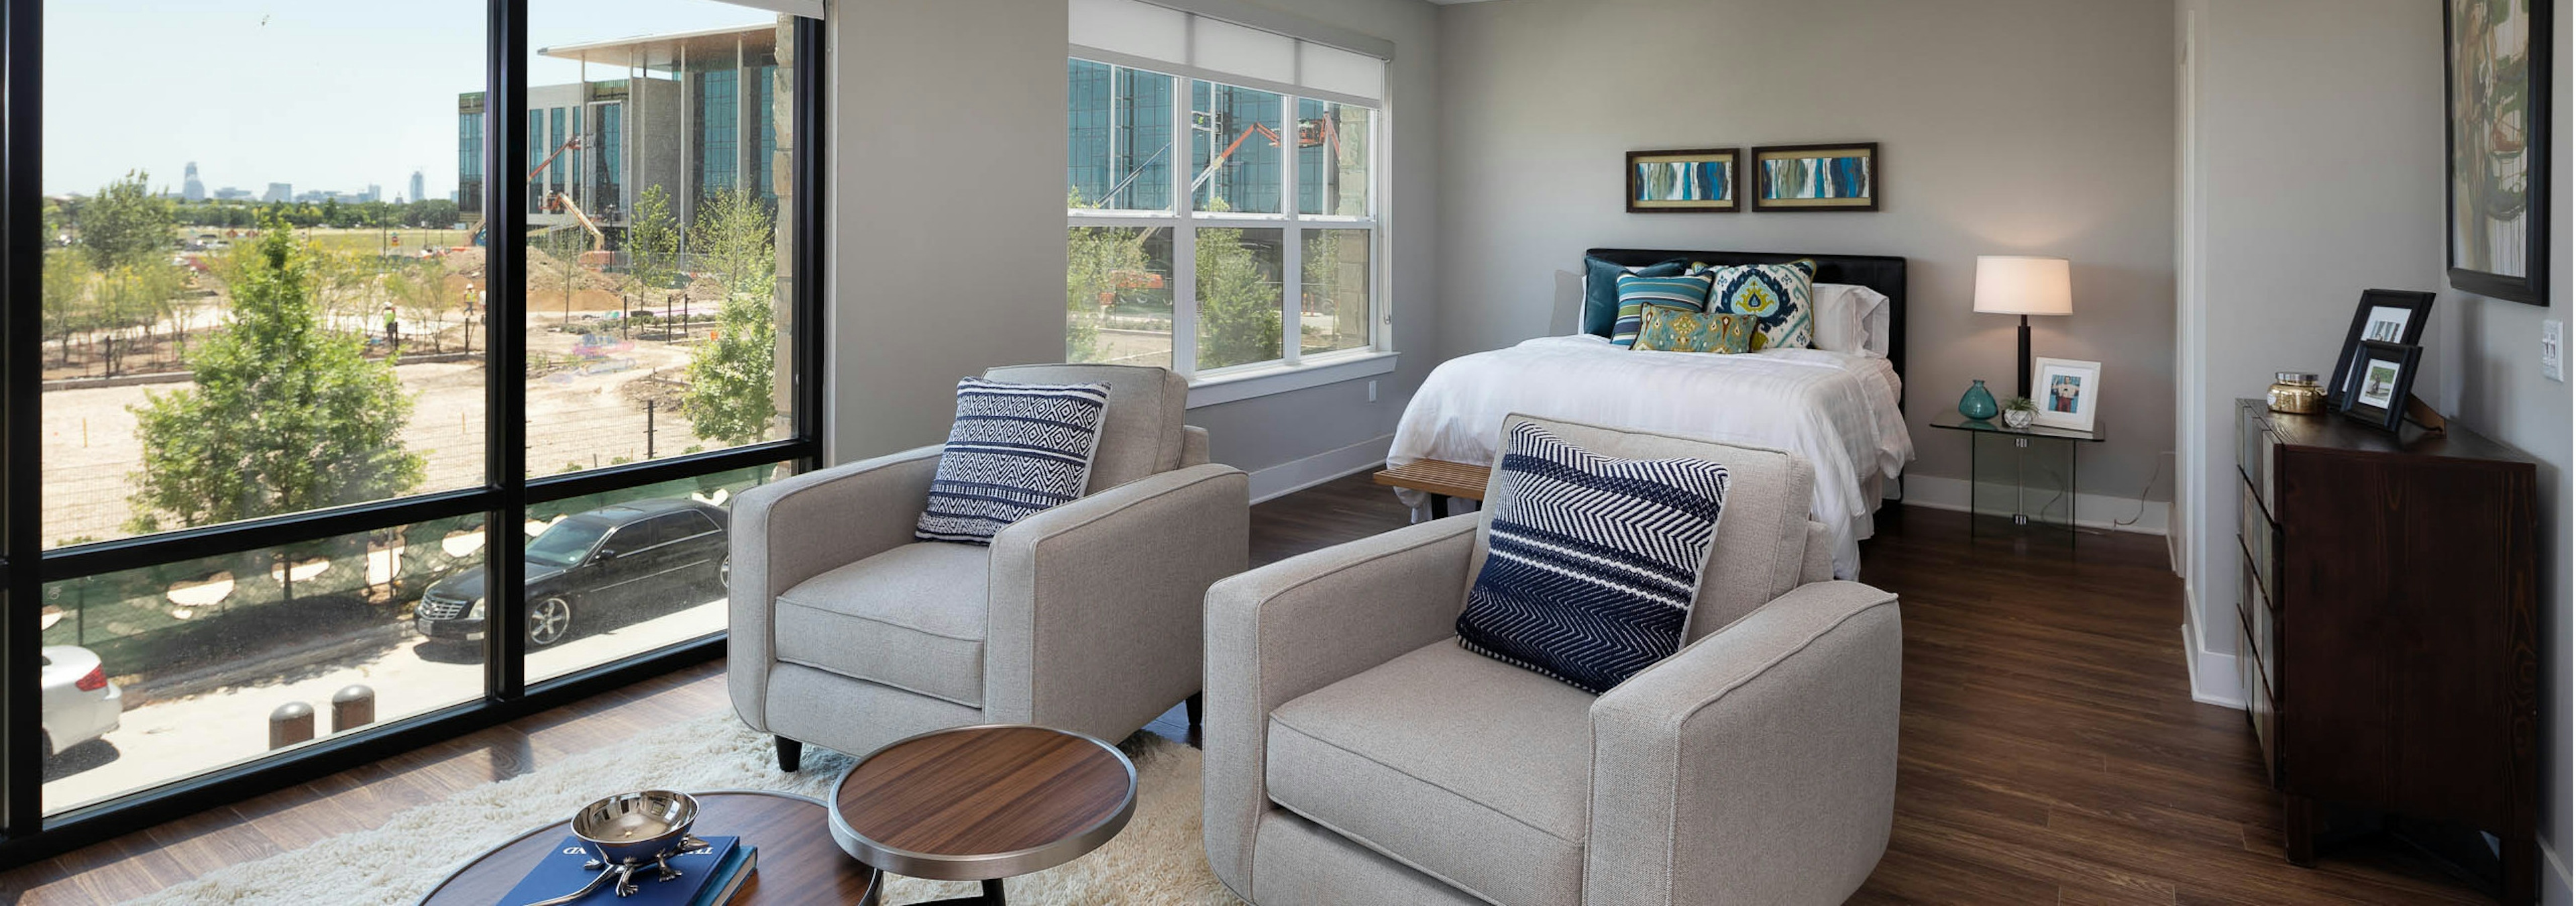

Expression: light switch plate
xmin=2545 ymin=319 xmax=2565 ymax=382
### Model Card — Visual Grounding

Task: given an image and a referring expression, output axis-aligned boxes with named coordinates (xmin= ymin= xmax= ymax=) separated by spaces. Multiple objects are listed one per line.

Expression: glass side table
xmin=1927 ymin=417 xmax=2106 ymax=550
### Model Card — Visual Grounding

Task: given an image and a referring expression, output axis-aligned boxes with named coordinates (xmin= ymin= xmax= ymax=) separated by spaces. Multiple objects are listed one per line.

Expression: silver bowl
xmin=571 ymin=789 xmax=700 ymax=865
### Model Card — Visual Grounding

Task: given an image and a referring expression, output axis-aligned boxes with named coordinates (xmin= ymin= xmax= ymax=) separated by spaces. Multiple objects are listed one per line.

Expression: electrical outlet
xmin=1367 ymin=379 xmax=1379 ymax=403
xmin=2545 ymin=319 xmax=2565 ymax=382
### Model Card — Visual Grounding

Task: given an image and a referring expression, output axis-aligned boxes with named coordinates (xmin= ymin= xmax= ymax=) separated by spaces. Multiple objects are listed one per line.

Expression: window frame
xmin=1067 ymin=56 xmax=1390 ymax=389
xmin=0 ymin=1 xmax=827 ymax=866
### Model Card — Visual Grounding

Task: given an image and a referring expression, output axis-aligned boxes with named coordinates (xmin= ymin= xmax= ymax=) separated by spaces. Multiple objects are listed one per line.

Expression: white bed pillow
xmin=1811 ymin=283 xmax=1890 ymax=358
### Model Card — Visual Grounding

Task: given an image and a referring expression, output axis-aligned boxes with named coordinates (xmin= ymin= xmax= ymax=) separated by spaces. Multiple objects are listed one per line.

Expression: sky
xmin=43 ymin=0 xmax=779 ymax=198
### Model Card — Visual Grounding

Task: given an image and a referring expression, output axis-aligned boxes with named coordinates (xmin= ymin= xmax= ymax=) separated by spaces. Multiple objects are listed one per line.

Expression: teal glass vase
xmin=1957 ymin=379 xmax=2000 ymax=421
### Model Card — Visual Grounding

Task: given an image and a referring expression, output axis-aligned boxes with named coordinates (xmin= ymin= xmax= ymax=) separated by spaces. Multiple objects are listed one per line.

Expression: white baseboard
xmin=1246 ymin=434 xmax=1394 ymax=503
xmin=1903 ymin=474 xmax=2169 ymax=536
xmin=2180 ymin=585 xmax=2246 ymax=709
xmin=2546 ymin=842 xmax=2571 ymax=906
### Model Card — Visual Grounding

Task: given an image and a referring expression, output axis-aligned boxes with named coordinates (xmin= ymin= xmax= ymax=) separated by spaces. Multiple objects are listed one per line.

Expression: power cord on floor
xmin=2113 ymin=455 xmax=2165 ymax=529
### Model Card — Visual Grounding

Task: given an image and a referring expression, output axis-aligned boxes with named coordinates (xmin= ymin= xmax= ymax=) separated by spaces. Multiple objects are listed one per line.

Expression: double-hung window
xmin=1066 ymin=0 xmax=1388 ymax=383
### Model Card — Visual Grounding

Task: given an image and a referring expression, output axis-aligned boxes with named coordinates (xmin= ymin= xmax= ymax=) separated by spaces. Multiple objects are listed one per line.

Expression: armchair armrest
xmin=1201 ymin=514 xmax=1480 ymax=897
xmin=985 ymin=462 xmax=1250 ymax=737
xmin=1183 ymin=425 xmax=1212 ymax=466
xmin=727 ymin=443 xmax=943 ymax=728
xmin=1586 ymin=580 xmax=1902 ymax=906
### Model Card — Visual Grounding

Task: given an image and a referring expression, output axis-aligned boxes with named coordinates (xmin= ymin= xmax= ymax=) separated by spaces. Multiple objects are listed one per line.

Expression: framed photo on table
xmin=2327 ymin=289 xmax=2434 ymax=406
xmin=2030 ymin=357 xmax=2102 ymax=433
xmin=2339 ymin=340 xmax=2424 ymax=432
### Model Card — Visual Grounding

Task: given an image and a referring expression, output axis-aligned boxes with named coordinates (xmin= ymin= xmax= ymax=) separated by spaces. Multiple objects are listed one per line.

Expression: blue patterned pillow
xmin=1609 ymin=272 xmax=1716 ymax=348
xmin=1456 ymin=421 xmax=1731 ymax=693
xmin=914 ymin=377 xmax=1112 ymax=544
xmin=1692 ymin=259 xmax=1817 ymax=351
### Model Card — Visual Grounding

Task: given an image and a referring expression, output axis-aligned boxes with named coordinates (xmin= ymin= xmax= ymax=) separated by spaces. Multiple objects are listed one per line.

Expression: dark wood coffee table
xmin=417 ymin=790 xmax=877 ymax=905
xmin=828 ymin=724 xmax=1136 ymax=906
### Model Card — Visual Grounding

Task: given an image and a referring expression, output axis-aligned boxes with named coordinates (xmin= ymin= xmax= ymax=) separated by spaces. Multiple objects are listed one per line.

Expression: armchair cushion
xmin=1458 ymin=420 xmax=1731 ymax=693
xmin=916 ymin=377 xmax=1111 ymax=544
xmin=1267 ymin=639 xmax=1595 ymax=906
xmin=774 ymin=542 xmax=990 ymax=707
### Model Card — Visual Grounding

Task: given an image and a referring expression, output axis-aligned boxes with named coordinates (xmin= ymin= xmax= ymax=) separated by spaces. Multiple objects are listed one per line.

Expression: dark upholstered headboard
xmin=1585 ymin=248 xmax=1909 ymax=403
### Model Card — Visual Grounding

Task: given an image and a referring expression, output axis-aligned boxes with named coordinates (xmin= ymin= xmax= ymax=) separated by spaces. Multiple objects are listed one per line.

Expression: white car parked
xmin=41 ymin=645 xmax=119 ymax=758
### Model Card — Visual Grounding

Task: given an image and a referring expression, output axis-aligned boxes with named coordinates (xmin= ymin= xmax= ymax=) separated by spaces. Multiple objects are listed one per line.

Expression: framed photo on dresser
xmin=2327 ymin=289 xmax=2434 ymax=407
xmin=2339 ymin=340 xmax=2423 ymax=432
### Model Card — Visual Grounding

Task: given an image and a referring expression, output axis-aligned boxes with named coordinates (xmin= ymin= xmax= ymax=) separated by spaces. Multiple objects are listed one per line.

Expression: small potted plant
xmin=2002 ymin=396 xmax=2039 ymax=430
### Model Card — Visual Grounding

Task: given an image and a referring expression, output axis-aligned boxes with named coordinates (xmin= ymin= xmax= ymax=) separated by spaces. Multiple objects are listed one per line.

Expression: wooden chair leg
xmin=1430 ymin=494 xmax=1451 ymax=519
xmin=776 ymin=736 xmax=804 ymax=773
xmin=1185 ymin=692 xmax=1203 ymax=730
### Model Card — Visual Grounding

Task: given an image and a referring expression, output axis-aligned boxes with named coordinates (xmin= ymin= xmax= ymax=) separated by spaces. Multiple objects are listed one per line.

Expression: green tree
xmin=682 ymin=189 xmax=780 ymax=446
xmin=40 ymin=248 xmax=91 ymax=368
xmin=1192 ymin=202 xmax=1280 ymax=368
xmin=79 ymin=170 xmax=176 ymax=270
xmin=625 ymin=185 xmax=684 ymax=320
xmin=123 ymin=213 xmax=424 ymax=533
xmin=1065 ymin=189 xmax=1156 ymax=362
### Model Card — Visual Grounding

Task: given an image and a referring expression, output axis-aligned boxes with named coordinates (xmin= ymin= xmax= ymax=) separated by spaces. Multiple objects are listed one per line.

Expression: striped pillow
xmin=1633 ymin=305 xmax=1758 ymax=354
xmin=1609 ymin=272 xmax=1716 ymax=348
xmin=1455 ymin=421 xmax=1731 ymax=694
xmin=1692 ymin=259 xmax=1816 ymax=351
xmin=914 ymin=377 xmax=1111 ymax=544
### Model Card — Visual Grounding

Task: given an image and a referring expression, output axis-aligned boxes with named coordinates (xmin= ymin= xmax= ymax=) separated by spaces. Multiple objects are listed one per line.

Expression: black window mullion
xmin=484 ymin=0 xmax=529 ymax=703
xmin=792 ymin=14 xmax=826 ymax=449
xmin=1 ymin=0 xmax=41 ymax=841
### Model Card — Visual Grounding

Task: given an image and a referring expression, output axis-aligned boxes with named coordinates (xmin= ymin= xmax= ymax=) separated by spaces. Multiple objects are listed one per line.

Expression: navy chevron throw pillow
xmin=1456 ymin=421 xmax=1730 ymax=694
xmin=914 ymin=377 xmax=1111 ymax=544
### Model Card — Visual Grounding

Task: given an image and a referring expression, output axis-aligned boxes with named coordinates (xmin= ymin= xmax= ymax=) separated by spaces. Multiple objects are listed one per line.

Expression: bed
xmin=1388 ymin=249 xmax=1913 ymax=578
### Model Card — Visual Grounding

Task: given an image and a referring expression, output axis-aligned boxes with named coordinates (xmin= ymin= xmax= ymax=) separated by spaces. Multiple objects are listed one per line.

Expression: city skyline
xmin=42 ymin=0 xmax=778 ymax=197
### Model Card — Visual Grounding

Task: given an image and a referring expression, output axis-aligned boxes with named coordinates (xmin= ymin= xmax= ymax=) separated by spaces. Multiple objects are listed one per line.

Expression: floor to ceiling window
xmin=1065 ymin=1 xmax=1389 ymax=381
xmin=0 ymin=0 xmax=822 ymax=862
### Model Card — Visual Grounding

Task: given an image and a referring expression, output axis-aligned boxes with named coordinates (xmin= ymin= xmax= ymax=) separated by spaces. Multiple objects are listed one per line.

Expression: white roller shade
xmin=711 ymin=0 xmax=824 ymax=17
xmin=1069 ymin=0 xmax=1388 ymax=106
xmin=1191 ymin=16 xmax=1295 ymax=85
xmin=1069 ymin=0 xmax=1187 ymax=63
xmin=1297 ymin=42 xmax=1381 ymax=104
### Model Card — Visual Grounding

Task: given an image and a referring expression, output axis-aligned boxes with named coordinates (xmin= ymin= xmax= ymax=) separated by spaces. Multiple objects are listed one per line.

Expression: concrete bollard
xmin=330 ymin=685 xmax=376 ymax=733
xmin=269 ymin=702 xmax=315 ymax=750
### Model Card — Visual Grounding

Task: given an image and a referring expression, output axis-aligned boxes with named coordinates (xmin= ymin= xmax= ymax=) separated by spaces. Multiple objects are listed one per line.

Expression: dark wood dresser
xmin=2234 ymin=400 xmax=2538 ymax=902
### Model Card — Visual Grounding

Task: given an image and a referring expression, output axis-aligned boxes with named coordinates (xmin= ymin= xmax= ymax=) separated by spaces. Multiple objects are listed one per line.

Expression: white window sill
xmin=1186 ymin=350 xmax=1399 ymax=408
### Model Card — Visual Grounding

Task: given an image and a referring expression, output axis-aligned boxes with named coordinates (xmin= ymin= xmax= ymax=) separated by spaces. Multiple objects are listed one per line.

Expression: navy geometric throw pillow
xmin=914 ymin=377 xmax=1111 ymax=545
xmin=1456 ymin=421 xmax=1731 ymax=694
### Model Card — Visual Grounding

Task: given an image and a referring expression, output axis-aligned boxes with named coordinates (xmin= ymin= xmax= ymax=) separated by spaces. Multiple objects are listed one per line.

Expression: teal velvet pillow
xmin=1582 ymin=256 xmax=1690 ymax=338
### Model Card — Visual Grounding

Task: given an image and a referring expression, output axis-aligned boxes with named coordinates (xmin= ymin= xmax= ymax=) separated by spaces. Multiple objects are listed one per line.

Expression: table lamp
xmin=1974 ymin=255 xmax=2073 ymax=399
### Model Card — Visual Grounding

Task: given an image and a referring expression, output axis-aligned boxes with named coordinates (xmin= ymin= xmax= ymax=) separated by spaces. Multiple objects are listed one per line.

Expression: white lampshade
xmin=1973 ymin=256 xmax=2074 ymax=316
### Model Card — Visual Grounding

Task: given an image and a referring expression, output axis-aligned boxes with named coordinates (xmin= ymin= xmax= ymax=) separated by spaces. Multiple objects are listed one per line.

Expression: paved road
xmin=40 ymin=597 xmax=728 ymax=814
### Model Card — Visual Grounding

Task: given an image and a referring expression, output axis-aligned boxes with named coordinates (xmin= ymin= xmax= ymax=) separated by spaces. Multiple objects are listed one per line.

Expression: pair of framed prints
xmin=2327 ymin=290 xmax=2436 ymax=432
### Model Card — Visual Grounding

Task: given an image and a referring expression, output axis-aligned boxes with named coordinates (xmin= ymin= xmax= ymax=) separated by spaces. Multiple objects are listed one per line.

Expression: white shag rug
xmin=125 ymin=712 xmax=1236 ymax=905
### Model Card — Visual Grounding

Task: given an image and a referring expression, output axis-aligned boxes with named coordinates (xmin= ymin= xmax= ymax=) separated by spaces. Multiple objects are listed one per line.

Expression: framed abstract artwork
xmin=1750 ymin=142 xmax=1879 ymax=212
xmin=2445 ymin=0 xmax=2553 ymax=304
xmin=1625 ymin=148 xmax=1741 ymax=213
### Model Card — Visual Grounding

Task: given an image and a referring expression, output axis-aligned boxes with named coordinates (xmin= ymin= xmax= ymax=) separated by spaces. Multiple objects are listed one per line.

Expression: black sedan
xmin=415 ymin=498 xmax=731 ymax=647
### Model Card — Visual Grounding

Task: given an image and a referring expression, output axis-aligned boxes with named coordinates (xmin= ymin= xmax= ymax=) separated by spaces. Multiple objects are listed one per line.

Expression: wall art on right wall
xmin=1750 ymin=142 xmax=1879 ymax=212
xmin=2445 ymin=0 xmax=2553 ymax=304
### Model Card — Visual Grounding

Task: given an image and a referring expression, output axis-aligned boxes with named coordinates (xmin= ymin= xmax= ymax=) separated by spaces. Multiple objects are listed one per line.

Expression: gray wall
xmin=2427 ymin=0 xmax=2572 ymax=883
xmin=1179 ymin=0 xmax=1443 ymax=479
xmin=826 ymin=0 xmax=1070 ymax=461
xmin=1432 ymin=0 xmax=2178 ymax=506
xmin=2178 ymin=0 xmax=2571 ymax=887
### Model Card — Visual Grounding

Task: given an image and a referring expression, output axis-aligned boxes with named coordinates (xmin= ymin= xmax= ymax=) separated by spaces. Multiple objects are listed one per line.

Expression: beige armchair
xmin=1203 ymin=415 xmax=1901 ymax=905
xmin=729 ymin=364 xmax=1248 ymax=770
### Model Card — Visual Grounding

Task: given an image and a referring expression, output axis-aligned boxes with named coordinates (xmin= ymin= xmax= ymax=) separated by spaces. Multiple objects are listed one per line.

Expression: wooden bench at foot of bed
xmin=1371 ymin=459 xmax=1490 ymax=519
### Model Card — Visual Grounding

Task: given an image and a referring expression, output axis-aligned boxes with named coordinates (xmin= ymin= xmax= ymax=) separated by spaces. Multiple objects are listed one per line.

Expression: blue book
xmin=690 ymin=846 xmax=756 ymax=906
xmin=500 ymin=836 xmax=740 ymax=906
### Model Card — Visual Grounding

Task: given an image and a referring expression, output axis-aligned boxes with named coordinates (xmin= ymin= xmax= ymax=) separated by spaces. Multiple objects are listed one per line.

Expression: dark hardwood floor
xmin=0 ymin=474 xmax=2497 ymax=904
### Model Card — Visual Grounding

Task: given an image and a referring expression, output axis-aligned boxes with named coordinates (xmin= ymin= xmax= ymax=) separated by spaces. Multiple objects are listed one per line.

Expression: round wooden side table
xmin=828 ymin=724 xmax=1137 ymax=906
xmin=417 ymin=790 xmax=878 ymax=905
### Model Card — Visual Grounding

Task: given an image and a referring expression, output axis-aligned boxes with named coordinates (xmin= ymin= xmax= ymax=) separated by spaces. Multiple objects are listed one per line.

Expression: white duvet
xmin=1388 ymin=335 xmax=1914 ymax=578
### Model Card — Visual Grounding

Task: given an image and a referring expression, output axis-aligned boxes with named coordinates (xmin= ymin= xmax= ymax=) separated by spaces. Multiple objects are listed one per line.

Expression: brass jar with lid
xmin=2267 ymin=371 xmax=2325 ymax=414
